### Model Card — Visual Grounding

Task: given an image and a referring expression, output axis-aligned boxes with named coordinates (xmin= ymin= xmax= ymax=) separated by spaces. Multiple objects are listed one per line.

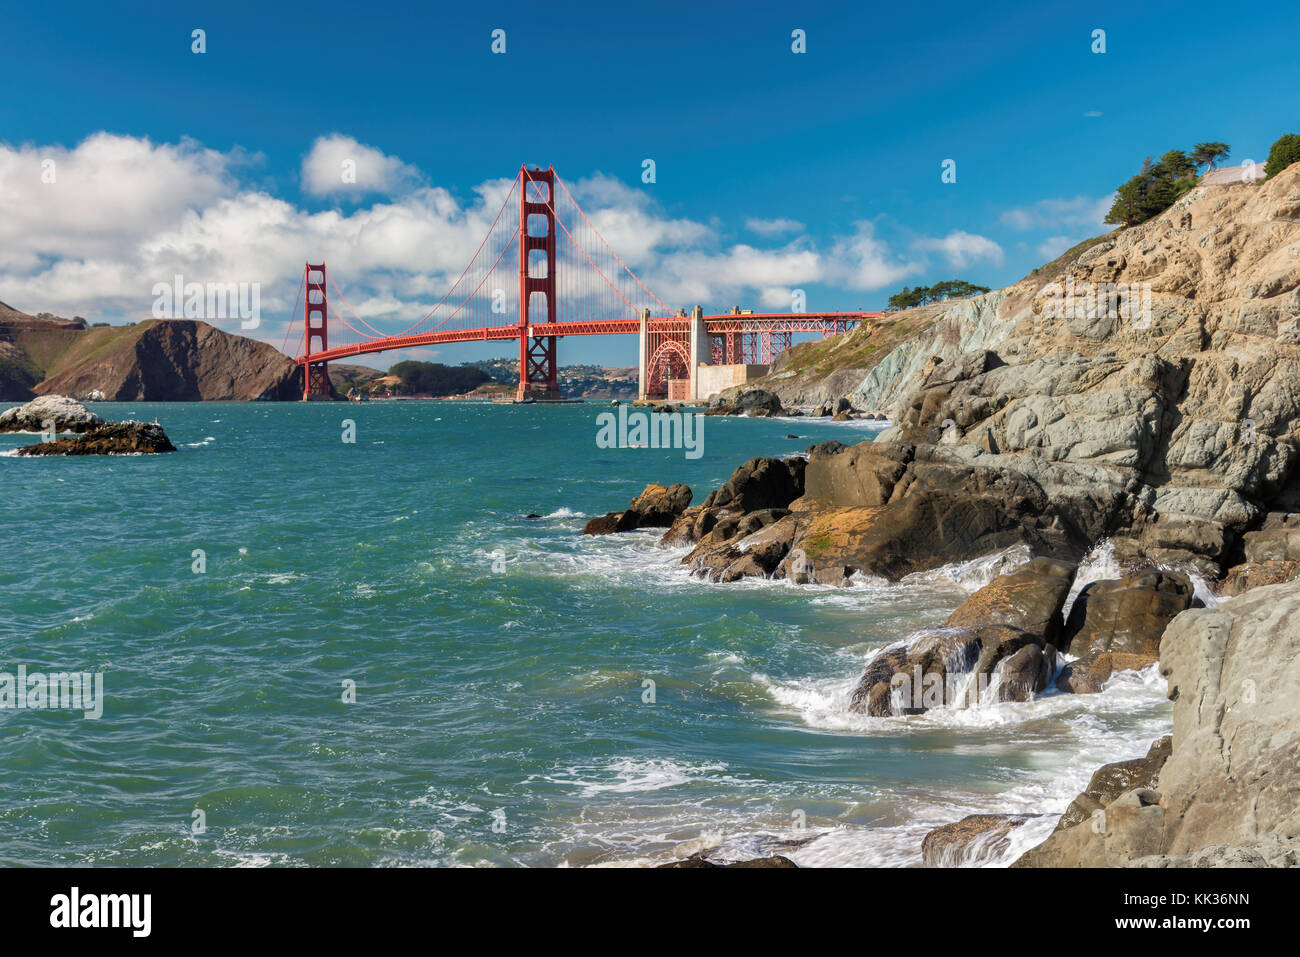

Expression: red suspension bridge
xmin=289 ymin=165 xmax=884 ymax=402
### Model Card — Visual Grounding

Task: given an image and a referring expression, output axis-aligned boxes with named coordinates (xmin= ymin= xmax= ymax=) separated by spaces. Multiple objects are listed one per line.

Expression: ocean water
xmin=0 ymin=401 xmax=1172 ymax=867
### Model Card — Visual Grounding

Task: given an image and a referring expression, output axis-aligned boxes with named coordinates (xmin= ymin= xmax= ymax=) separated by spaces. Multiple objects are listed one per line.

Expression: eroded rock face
xmin=583 ymin=482 xmax=693 ymax=535
xmin=1015 ymin=579 xmax=1300 ymax=867
xmin=0 ymin=394 xmax=103 ymax=433
xmin=1061 ymin=571 xmax=1195 ymax=656
xmin=16 ymin=420 xmax=176 ymax=455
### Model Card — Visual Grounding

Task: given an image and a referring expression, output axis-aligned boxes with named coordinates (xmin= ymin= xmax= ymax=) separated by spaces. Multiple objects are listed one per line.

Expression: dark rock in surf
xmin=582 ymin=482 xmax=693 ymax=535
xmin=16 ymin=420 xmax=177 ymax=456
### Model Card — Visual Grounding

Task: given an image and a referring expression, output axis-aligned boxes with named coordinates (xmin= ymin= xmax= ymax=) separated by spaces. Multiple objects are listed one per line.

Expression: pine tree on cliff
xmin=1191 ymin=141 xmax=1231 ymax=173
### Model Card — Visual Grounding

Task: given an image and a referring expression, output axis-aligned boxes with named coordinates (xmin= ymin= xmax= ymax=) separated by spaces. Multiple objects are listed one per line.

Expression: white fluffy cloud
xmin=0 ymin=133 xmax=1007 ymax=345
xmin=911 ymin=230 xmax=1006 ymax=269
xmin=300 ymin=134 xmax=423 ymax=197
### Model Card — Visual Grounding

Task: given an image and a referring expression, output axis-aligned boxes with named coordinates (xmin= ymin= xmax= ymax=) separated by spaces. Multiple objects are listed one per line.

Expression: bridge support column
xmin=302 ymin=262 xmax=331 ymax=401
xmin=636 ymin=308 xmax=649 ymax=401
xmin=519 ymin=333 xmax=560 ymax=400
xmin=517 ymin=166 xmax=562 ymax=401
xmin=688 ymin=305 xmax=707 ymax=402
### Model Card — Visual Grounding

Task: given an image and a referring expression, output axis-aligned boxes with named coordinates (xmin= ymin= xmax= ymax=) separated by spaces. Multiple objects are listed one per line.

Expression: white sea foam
xmin=1065 ymin=539 xmax=1221 ymax=618
xmin=538 ymin=758 xmax=743 ymax=797
xmin=544 ymin=507 xmax=585 ymax=519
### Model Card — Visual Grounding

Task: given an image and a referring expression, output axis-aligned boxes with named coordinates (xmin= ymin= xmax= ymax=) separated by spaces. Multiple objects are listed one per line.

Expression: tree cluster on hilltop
xmin=887 ymin=280 xmax=991 ymax=311
xmin=1104 ymin=142 xmax=1229 ymax=227
xmin=386 ymin=360 xmax=491 ymax=396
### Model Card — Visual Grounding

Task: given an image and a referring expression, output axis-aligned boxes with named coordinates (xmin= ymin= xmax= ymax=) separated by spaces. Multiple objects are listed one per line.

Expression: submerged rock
xmin=656 ymin=852 xmax=798 ymax=868
xmin=16 ymin=420 xmax=177 ymax=455
xmin=0 ymin=394 xmax=103 ymax=433
xmin=920 ymin=814 xmax=1033 ymax=867
xmin=1054 ymin=650 xmax=1158 ymax=694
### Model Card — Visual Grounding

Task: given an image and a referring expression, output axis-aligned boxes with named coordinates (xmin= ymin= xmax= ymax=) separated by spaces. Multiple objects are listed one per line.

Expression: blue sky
xmin=3 ymin=0 xmax=1298 ymax=367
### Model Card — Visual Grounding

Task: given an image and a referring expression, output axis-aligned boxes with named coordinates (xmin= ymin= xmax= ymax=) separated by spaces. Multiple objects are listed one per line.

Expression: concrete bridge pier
xmin=688 ymin=305 xmax=708 ymax=402
xmin=637 ymin=308 xmax=649 ymax=401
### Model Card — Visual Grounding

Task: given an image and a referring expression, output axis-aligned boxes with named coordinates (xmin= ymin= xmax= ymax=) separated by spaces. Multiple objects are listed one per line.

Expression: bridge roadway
xmin=299 ymin=312 xmax=880 ymax=365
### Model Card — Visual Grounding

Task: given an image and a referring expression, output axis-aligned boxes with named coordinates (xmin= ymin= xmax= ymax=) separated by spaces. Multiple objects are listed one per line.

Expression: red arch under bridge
xmin=291 ymin=166 xmax=883 ymax=401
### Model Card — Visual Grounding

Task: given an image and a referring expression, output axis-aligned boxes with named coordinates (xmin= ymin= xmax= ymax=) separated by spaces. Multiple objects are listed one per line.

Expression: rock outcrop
xmin=16 ymin=420 xmax=177 ymax=455
xmin=0 ymin=394 xmax=104 ymax=433
xmin=694 ymin=165 xmax=1300 ymax=584
xmin=583 ymin=483 xmax=693 ymax=535
xmin=704 ymin=387 xmax=784 ymax=417
xmin=921 ymin=814 xmax=1035 ymax=867
xmin=1014 ymin=579 xmax=1300 ymax=867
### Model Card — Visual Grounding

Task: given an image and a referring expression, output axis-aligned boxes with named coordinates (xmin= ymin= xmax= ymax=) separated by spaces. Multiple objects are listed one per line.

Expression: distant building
xmin=1202 ymin=163 xmax=1265 ymax=186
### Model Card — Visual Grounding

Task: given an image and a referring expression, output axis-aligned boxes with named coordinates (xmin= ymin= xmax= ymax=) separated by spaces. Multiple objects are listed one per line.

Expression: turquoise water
xmin=0 ymin=401 xmax=1172 ymax=867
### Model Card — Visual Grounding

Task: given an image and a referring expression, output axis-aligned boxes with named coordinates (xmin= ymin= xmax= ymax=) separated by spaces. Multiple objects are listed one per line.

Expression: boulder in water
xmin=0 ymin=394 xmax=103 ymax=433
xmin=944 ymin=557 xmax=1077 ymax=645
xmin=16 ymin=420 xmax=177 ymax=455
xmin=1061 ymin=571 xmax=1194 ymax=656
xmin=921 ymin=814 xmax=1033 ymax=867
xmin=1055 ymin=650 xmax=1158 ymax=694
xmin=583 ymin=482 xmax=693 ymax=535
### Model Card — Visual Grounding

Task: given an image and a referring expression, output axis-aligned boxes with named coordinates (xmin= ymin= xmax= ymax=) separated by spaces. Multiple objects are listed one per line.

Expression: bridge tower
xmin=302 ymin=263 xmax=331 ymax=400
xmin=518 ymin=166 xmax=561 ymax=400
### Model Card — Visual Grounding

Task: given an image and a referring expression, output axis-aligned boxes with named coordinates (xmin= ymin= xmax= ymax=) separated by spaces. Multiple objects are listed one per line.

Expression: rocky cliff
xmin=0 ymin=306 xmax=301 ymax=401
xmin=669 ymin=164 xmax=1300 ymax=587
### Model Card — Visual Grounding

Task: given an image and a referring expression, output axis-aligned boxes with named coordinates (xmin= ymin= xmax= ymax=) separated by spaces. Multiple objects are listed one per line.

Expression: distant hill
xmin=0 ymin=306 xmax=302 ymax=401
